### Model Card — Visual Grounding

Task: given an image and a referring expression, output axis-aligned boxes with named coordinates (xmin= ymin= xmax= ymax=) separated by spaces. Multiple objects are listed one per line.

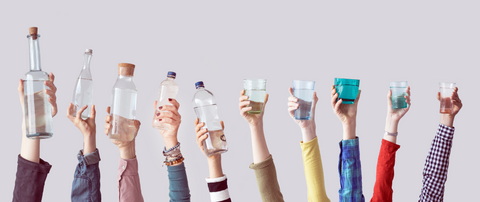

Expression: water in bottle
xmin=192 ymin=81 xmax=227 ymax=156
xmin=152 ymin=71 xmax=178 ymax=131
xmin=72 ymin=49 xmax=93 ymax=118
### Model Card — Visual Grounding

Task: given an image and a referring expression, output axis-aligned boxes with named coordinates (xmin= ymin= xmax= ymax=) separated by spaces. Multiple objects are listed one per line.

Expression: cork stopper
xmin=118 ymin=63 xmax=135 ymax=76
xmin=29 ymin=27 xmax=38 ymax=40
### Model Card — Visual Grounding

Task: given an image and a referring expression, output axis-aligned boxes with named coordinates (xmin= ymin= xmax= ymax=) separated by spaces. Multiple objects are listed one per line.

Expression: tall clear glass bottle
xmin=152 ymin=71 xmax=178 ymax=131
xmin=108 ymin=63 xmax=138 ymax=142
xmin=72 ymin=49 xmax=93 ymax=119
xmin=192 ymin=81 xmax=227 ymax=156
xmin=24 ymin=27 xmax=53 ymax=139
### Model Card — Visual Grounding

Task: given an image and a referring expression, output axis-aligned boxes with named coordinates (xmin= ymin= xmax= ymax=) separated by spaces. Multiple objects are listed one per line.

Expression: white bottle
xmin=152 ymin=71 xmax=178 ymax=132
xmin=72 ymin=49 xmax=93 ymax=119
xmin=192 ymin=81 xmax=227 ymax=156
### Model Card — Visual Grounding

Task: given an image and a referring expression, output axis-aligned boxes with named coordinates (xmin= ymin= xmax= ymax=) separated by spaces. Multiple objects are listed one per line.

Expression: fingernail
xmin=159 ymin=119 xmax=162 ymax=121
xmin=159 ymin=106 xmax=163 ymax=110
xmin=168 ymin=98 xmax=172 ymax=101
xmin=156 ymin=113 xmax=160 ymax=116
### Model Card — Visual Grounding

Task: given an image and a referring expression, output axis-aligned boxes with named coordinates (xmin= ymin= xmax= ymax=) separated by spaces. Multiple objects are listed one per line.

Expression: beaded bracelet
xmin=163 ymin=142 xmax=181 ymax=158
xmin=163 ymin=155 xmax=184 ymax=166
xmin=164 ymin=142 xmax=180 ymax=153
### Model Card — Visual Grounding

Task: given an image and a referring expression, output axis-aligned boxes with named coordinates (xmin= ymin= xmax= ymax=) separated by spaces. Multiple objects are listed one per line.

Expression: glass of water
xmin=243 ymin=79 xmax=266 ymax=114
xmin=390 ymin=81 xmax=408 ymax=109
xmin=292 ymin=80 xmax=315 ymax=120
xmin=334 ymin=78 xmax=360 ymax=104
xmin=439 ymin=82 xmax=455 ymax=114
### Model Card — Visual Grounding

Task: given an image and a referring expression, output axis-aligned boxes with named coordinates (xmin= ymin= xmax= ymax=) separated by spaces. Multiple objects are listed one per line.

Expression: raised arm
xmin=105 ymin=107 xmax=143 ymax=202
xmin=239 ymin=90 xmax=284 ymax=202
xmin=68 ymin=104 xmax=101 ymax=202
xmin=331 ymin=85 xmax=365 ymax=202
xmin=195 ymin=119 xmax=231 ymax=202
xmin=154 ymin=99 xmax=191 ymax=202
xmin=370 ymin=87 xmax=411 ymax=202
xmin=13 ymin=73 xmax=57 ymax=202
xmin=287 ymin=87 xmax=330 ymax=202
xmin=419 ymin=87 xmax=462 ymax=201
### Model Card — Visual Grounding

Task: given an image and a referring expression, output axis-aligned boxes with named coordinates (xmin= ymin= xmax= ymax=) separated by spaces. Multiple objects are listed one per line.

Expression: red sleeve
xmin=370 ymin=139 xmax=400 ymax=202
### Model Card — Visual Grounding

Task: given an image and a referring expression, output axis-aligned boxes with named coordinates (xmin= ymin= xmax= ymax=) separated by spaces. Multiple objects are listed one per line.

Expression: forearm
xmin=83 ymin=133 xmax=96 ymax=155
xmin=301 ymin=125 xmax=316 ymax=143
xmin=249 ymin=121 xmax=270 ymax=164
xmin=384 ymin=118 xmax=399 ymax=144
xmin=20 ymin=136 xmax=40 ymax=163
xmin=207 ymin=155 xmax=224 ymax=178
xmin=301 ymin=137 xmax=330 ymax=202
xmin=119 ymin=144 xmax=136 ymax=160
xmin=342 ymin=121 xmax=356 ymax=140
xmin=440 ymin=114 xmax=454 ymax=127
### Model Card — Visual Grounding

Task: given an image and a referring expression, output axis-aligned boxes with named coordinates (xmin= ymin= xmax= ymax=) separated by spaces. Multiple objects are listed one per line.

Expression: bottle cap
xmin=118 ymin=63 xmax=135 ymax=76
xmin=195 ymin=81 xmax=204 ymax=89
xmin=167 ymin=71 xmax=176 ymax=79
xmin=29 ymin=27 xmax=38 ymax=40
xmin=85 ymin=49 xmax=93 ymax=55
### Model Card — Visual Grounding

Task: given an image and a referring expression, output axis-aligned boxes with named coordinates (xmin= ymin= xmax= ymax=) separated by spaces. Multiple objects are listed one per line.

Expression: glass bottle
xmin=192 ymin=81 xmax=227 ymax=156
xmin=23 ymin=27 xmax=53 ymax=139
xmin=72 ymin=49 xmax=93 ymax=119
xmin=152 ymin=71 xmax=178 ymax=132
xmin=108 ymin=63 xmax=138 ymax=142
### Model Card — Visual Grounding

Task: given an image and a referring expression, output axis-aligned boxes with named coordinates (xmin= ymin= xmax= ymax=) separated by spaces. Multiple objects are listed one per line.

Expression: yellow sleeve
xmin=300 ymin=137 xmax=331 ymax=202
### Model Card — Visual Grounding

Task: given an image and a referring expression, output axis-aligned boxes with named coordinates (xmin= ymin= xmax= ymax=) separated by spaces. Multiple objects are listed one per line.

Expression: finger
xmin=157 ymin=112 xmax=180 ymax=123
xmin=18 ymin=79 xmax=24 ymax=96
xmin=437 ymin=92 xmax=441 ymax=101
xmin=241 ymin=106 xmax=253 ymax=114
xmin=104 ymin=122 xmax=112 ymax=132
xmin=331 ymin=85 xmax=336 ymax=95
xmin=288 ymin=96 xmax=298 ymax=103
xmin=67 ymin=103 xmax=75 ymax=121
xmin=197 ymin=132 xmax=208 ymax=151
xmin=406 ymin=86 xmax=411 ymax=97
xmin=387 ymin=90 xmax=393 ymax=108
xmin=239 ymin=100 xmax=251 ymax=109
xmin=331 ymin=91 xmax=339 ymax=108
xmin=153 ymin=100 xmax=157 ymax=110
xmin=49 ymin=72 xmax=55 ymax=83
xmin=334 ymin=98 xmax=342 ymax=111
xmin=194 ymin=118 xmax=199 ymax=126
xmin=45 ymin=89 xmax=56 ymax=100
xmin=48 ymin=96 xmax=58 ymax=117
xmin=288 ymin=101 xmax=299 ymax=109
xmin=221 ymin=121 xmax=225 ymax=130
xmin=168 ymin=98 xmax=180 ymax=110
xmin=312 ymin=91 xmax=318 ymax=104
xmin=195 ymin=121 xmax=205 ymax=133
xmin=240 ymin=89 xmax=245 ymax=96
xmin=90 ymin=105 xmax=96 ymax=119
xmin=105 ymin=114 xmax=112 ymax=123
xmin=264 ymin=94 xmax=269 ymax=105
xmin=76 ymin=105 xmax=88 ymax=118
xmin=239 ymin=95 xmax=249 ymax=102
xmin=44 ymin=80 xmax=57 ymax=93
xmin=158 ymin=105 xmax=181 ymax=117
xmin=289 ymin=87 xmax=294 ymax=96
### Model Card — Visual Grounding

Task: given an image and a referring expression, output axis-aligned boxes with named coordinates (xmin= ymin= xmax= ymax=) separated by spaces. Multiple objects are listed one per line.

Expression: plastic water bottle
xmin=23 ymin=27 xmax=53 ymax=139
xmin=108 ymin=63 xmax=138 ymax=142
xmin=192 ymin=81 xmax=227 ymax=156
xmin=72 ymin=49 xmax=93 ymax=119
xmin=152 ymin=71 xmax=178 ymax=131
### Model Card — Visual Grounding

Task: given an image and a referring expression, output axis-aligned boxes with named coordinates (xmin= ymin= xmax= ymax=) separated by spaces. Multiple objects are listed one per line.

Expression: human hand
xmin=67 ymin=104 xmax=96 ymax=154
xmin=387 ymin=86 xmax=411 ymax=123
xmin=288 ymin=87 xmax=318 ymax=129
xmin=104 ymin=107 xmax=140 ymax=159
xmin=195 ymin=118 xmax=225 ymax=158
xmin=153 ymin=99 xmax=182 ymax=149
xmin=44 ymin=73 xmax=58 ymax=117
xmin=438 ymin=87 xmax=462 ymax=127
xmin=331 ymin=85 xmax=361 ymax=125
xmin=239 ymin=90 xmax=269 ymax=127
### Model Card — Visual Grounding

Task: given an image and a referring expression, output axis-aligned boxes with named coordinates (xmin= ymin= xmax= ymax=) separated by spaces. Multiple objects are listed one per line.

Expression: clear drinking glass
xmin=108 ymin=63 xmax=138 ymax=142
xmin=334 ymin=78 xmax=360 ymax=104
xmin=292 ymin=80 xmax=315 ymax=120
xmin=390 ymin=81 xmax=408 ymax=109
xmin=152 ymin=71 xmax=178 ymax=132
xmin=24 ymin=27 xmax=53 ymax=139
xmin=192 ymin=81 xmax=228 ymax=156
xmin=72 ymin=49 xmax=93 ymax=119
xmin=243 ymin=79 xmax=267 ymax=114
xmin=439 ymin=82 xmax=456 ymax=114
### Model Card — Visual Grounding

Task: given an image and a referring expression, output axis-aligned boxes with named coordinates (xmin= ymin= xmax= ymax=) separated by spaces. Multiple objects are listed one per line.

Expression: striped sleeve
xmin=206 ymin=175 xmax=231 ymax=202
xmin=418 ymin=124 xmax=455 ymax=202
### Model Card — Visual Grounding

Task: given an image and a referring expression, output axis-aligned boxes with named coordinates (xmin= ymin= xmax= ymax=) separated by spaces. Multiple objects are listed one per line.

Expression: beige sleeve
xmin=249 ymin=155 xmax=285 ymax=202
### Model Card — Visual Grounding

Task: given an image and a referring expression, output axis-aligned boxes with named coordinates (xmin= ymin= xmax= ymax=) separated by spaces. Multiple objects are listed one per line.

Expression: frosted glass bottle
xmin=192 ymin=81 xmax=227 ymax=156
xmin=23 ymin=27 xmax=53 ymax=139
xmin=152 ymin=71 xmax=178 ymax=131
xmin=72 ymin=49 xmax=93 ymax=119
xmin=108 ymin=63 xmax=138 ymax=142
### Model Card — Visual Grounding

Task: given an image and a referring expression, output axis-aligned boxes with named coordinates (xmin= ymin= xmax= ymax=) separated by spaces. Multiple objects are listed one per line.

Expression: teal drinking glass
xmin=334 ymin=78 xmax=359 ymax=104
xmin=292 ymin=80 xmax=315 ymax=120
xmin=390 ymin=81 xmax=408 ymax=109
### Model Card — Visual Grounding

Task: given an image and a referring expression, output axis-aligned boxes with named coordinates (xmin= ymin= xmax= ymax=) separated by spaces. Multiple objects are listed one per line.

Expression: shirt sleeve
xmin=300 ymin=137 xmax=331 ymax=202
xmin=71 ymin=149 xmax=102 ymax=202
xmin=249 ymin=155 xmax=285 ymax=202
xmin=338 ymin=137 xmax=365 ymax=202
xmin=370 ymin=139 xmax=400 ymax=202
xmin=206 ymin=175 xmax=231 ymax=202
xmin=418 ymin=124 xmax=455 ymax=202
xmin=13 ymin=154 xmax=52 ymax=202
xmin=167 ymin=162 xmax=191 ymax=202
xmin=118 ymin=157 xmax=144 ymax=202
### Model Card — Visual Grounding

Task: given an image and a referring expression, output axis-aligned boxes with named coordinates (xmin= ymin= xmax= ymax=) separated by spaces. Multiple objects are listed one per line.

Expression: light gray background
xmin=1 ymin=0 xmax=478 ymax=201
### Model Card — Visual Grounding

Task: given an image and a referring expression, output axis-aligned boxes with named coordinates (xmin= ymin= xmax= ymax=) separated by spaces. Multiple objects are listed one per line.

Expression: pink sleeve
xmin=118 ymin=157 xmax=144 ymax=202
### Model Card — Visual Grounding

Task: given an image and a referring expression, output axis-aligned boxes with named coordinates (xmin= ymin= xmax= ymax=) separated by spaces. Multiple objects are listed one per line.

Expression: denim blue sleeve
xmin=338 ymin=137 xmax=365 ymax=202
xmin=13 ymin=155 xmax=52 ymax=202
xmin=167 ymin=162 xmax=191 ymax=202
xmin=71 ymin=149 xmax=101 ymax=202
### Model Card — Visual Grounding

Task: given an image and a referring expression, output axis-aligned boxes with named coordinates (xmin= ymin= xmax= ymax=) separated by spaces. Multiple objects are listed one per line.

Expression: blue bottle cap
xmin=167 ymin=71 xmax=176 ymax=79
xmin=195 ymin=81 xmax=205 ymax=89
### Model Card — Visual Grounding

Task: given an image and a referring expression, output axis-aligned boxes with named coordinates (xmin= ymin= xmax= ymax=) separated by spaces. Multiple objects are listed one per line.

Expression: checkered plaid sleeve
xmin=418 ymin=124 xmax=455 ymax=202
xmin=338 ymin=137 xmax=365 ymax=202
